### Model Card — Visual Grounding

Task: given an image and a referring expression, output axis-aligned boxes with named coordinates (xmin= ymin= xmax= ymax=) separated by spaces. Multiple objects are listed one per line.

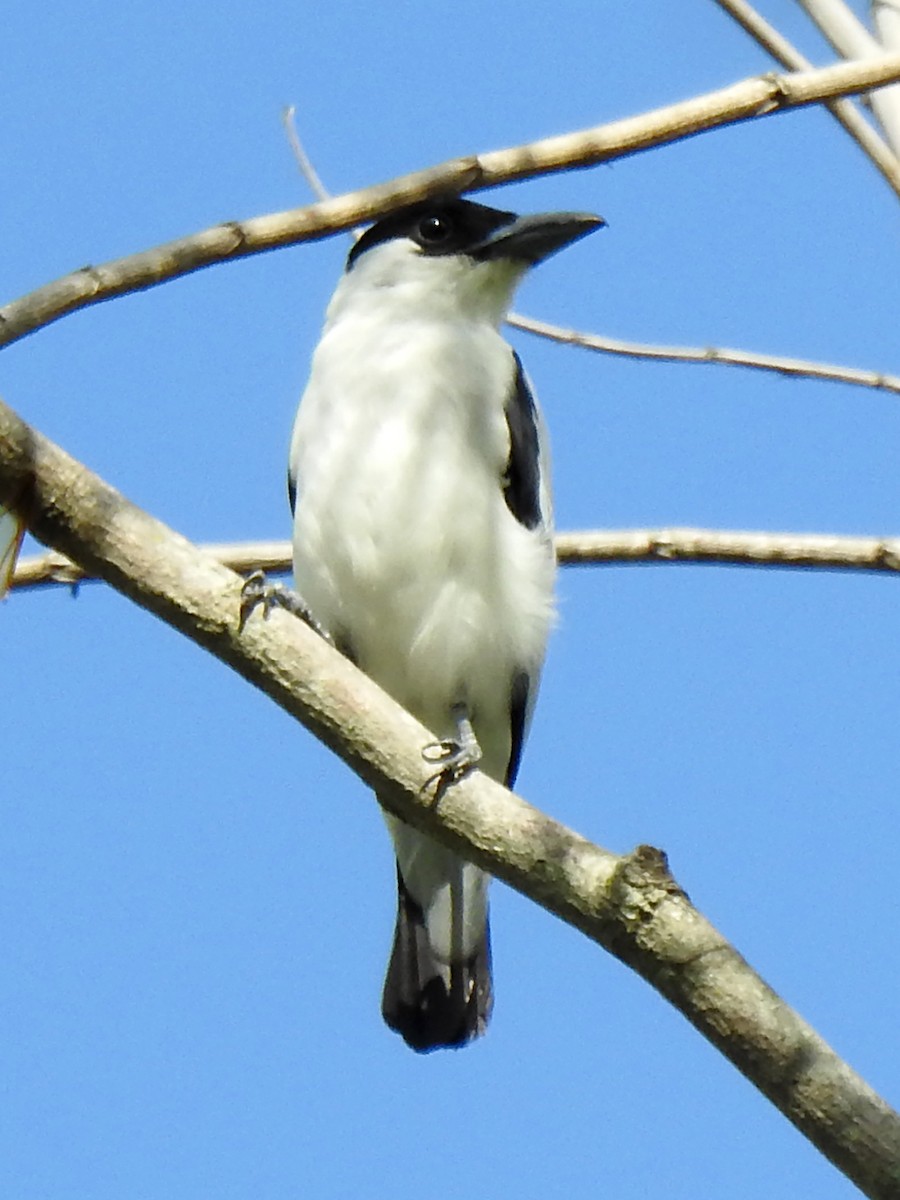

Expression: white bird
xmin=287 ymin=196 xmax=603 ymax=1051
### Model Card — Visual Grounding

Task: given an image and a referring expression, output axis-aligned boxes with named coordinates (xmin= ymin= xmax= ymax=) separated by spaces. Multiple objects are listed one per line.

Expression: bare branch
xmin=10 ymin=527 xmax=900 ymax=595
xmin=508 ymin=312 xmax=900 ymax=397
xmin=10 ymin=540 xmax=293 ymax=591
xmin=558 ymin=527 xmax=900 ymax=571
xmin=1 ymin=395 xmax=899 ymax=1198
xmin=795 ymin=0 xmax=900 ymax=149
xmin=713 ymin=0 xmax=900 ymax=188
xmin=876 ymin=0 xmax=900 ymax=51
xmin=2 ymin=55 xmax=900 ymax=350
xmin=874 ymin=0 xmax=900 ymax=147
xmin=281 ymin=106 xmax=331 ymax=202
xmin=799 ymin=0 xmax=884 ymax=57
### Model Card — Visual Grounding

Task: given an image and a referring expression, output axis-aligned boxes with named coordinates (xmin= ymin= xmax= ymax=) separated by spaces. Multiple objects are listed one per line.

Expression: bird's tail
xmin=381 ymin=870 xmax=492 ymax=1053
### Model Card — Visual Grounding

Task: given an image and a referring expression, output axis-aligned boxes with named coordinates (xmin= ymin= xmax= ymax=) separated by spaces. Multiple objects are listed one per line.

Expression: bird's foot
xmin=422 ymin=705 xmax=482 ymax=797
xmin=238 ymin=570 xmax=332 ymax=642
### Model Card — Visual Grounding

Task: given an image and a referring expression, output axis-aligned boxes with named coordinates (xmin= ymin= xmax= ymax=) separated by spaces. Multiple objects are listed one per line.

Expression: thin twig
xmin=10 ymin=528 xmax=900 ymax=594
xmin=281 ymin=106 xmax=331 ymax=201
xmin=713 ymin=0 xmax=900 ymax=189
xmin=508 ymin=312 xmax=900 ymax=397
xmin=281 ymin=105 xmax=360 ymax=244
xmin=556 ymin=527 xmax=900 ymax=571
xmin=2 ymin=55 xmax=900 ymax=351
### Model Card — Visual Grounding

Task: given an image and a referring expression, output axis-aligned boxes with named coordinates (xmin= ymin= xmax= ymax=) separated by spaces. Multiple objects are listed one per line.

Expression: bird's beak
xmin=473 ymin=211 xmax=605 ymax=264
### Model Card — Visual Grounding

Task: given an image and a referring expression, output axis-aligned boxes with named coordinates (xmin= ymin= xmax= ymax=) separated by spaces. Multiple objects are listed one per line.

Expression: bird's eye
xmin=416 ymin=214 xmax=454 ymax=245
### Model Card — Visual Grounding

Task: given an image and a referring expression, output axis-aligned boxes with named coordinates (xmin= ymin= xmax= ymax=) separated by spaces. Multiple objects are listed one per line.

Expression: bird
xmin=286 ymin=195 xmax=603 ymax=1052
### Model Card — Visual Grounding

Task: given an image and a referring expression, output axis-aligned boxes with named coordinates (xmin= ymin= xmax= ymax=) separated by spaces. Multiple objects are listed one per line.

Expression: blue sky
xmin=3 ymin=3 xmax=898 ymax=1197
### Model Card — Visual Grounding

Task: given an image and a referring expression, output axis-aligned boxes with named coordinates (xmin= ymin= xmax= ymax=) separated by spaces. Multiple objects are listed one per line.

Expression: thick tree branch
xmin=10 ymin=527 xmax=900 ymax=594
xmin=2 ymin=396 xmax=899 ymax=1197
xmin=2 ymin=55 xmax=900 ymax=350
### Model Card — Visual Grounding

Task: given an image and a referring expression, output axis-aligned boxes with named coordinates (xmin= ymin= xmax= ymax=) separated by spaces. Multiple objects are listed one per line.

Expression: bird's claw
xmin=239 ymin=571 xmax=279 ymax=627
xmin=421 ymin=707 xmax=482 ymax=797
xmin=238 ymin=570 xmax=332 ymax=643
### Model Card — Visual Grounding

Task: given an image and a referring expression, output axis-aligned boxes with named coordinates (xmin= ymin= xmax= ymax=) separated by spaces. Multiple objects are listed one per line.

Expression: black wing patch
xmin=506 ymin=670 xmax=531 ymax=789
xmin=287 ymin=466 xmax=297 ymax=515
xmin=502 ymin=354 xmax=542 ymax=531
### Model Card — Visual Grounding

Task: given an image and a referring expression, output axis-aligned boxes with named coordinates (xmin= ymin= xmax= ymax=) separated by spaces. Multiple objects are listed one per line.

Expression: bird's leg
xmin=238 ymin=570 xmax=333 ymax=643
xmin=422 ymin=703 xmax=482 ymax=795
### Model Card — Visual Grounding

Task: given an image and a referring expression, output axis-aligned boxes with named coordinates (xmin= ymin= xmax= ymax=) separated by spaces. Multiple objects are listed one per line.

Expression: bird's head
xmin=331 ymin=197 xmax=604 ymax=325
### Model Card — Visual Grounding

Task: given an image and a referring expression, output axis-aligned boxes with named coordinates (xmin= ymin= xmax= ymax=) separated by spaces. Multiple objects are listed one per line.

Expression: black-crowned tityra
xmin=287 ymin=197 xmax=603 ymax=1051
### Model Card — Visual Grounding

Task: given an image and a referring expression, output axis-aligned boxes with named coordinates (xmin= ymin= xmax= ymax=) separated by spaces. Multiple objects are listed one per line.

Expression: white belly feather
xmin=290 ymin=312 xmax=554 ymax=782
xmin=290 ymin=304 xmax=554 ymax=965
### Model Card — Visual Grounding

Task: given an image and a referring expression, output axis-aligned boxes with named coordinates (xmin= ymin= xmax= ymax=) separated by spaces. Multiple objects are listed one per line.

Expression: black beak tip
xmin=568 ymin=212 xmax=607 ymax=239
xmin=525 ymin=211 xmax=607 ymax=262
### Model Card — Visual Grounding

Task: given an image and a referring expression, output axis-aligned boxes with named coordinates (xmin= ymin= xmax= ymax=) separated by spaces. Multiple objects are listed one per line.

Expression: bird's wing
xmin=501 ymin=352 xmax=544 ymax=532
xmin=287 ymin=465 xmax=297 ymax=516
xmin=501 ymin=354 xmax=555 ymax=786
xmin=506 ymin=669 xmax=532 ymax=789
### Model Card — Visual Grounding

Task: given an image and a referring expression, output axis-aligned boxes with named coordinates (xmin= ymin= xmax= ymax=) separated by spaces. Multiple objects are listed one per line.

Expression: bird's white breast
xmin=290 ymin=282 xmax=555 ymax=778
